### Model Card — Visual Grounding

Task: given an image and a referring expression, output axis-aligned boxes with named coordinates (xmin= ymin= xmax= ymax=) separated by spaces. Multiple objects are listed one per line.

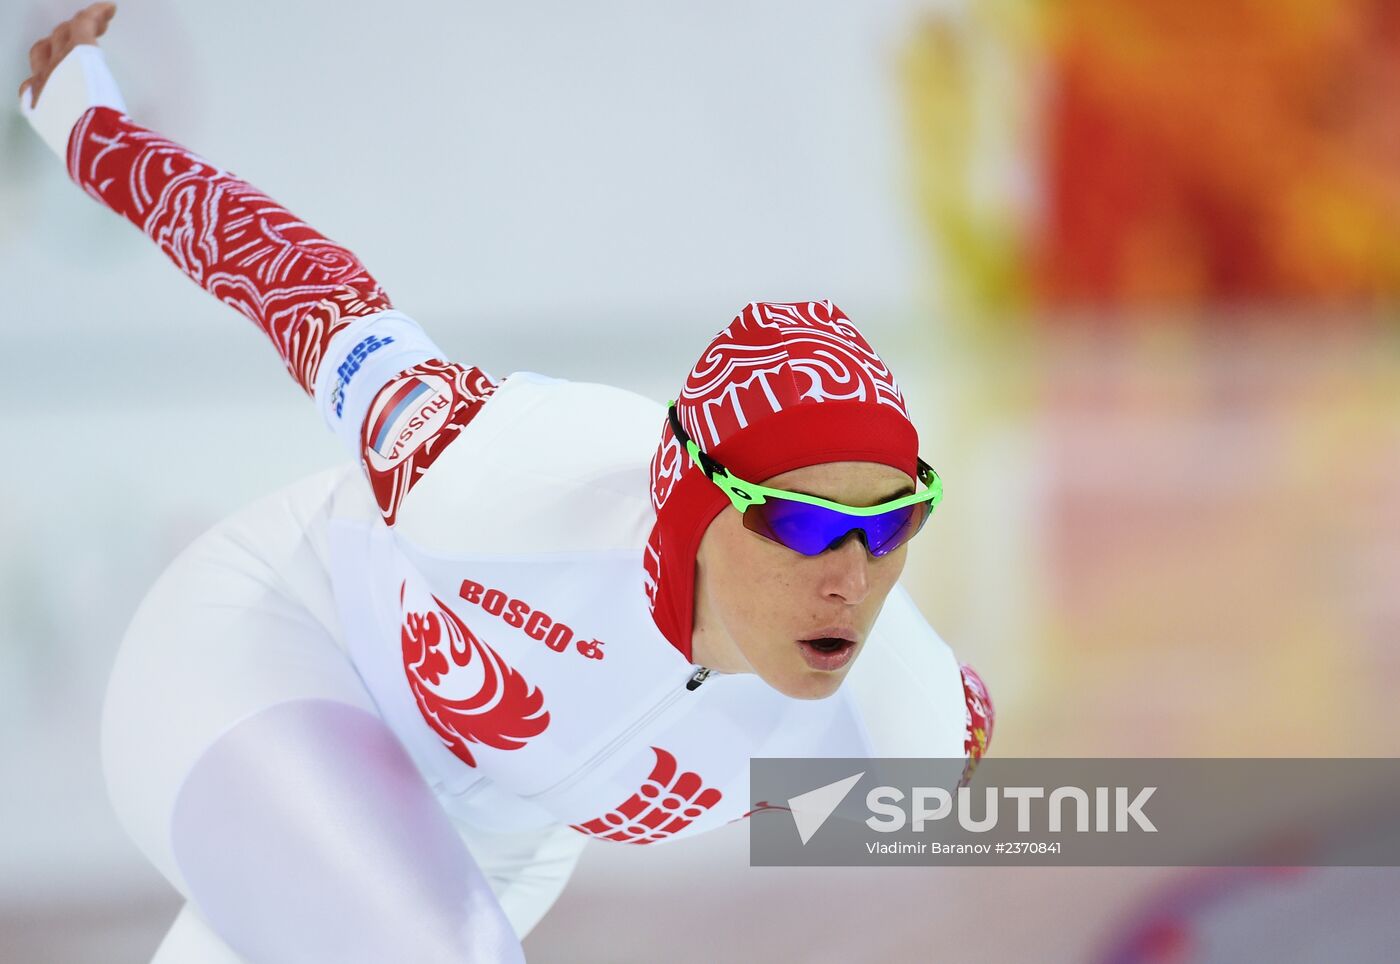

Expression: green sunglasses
xmin=667 ymin=402 xmax=943 ymax=557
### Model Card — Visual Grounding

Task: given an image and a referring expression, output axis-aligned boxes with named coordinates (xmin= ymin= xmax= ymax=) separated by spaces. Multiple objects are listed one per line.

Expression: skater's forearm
xmin=66 ymin=105 xmax=406 ymax=397
xmin=19 ymin=10 xmax=442 ymax=406
xmin=19 ymin=8 xmax=411 ymax=398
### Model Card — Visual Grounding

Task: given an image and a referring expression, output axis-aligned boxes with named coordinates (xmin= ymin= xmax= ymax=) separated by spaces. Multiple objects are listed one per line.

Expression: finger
xmin=70 ymin=5 xmax=114 ymax=44
xmin=77 ymin=2 xmax=115 ymax=30
xmin=95 ymin=4 xmax=117 ymax=37
xmin=52 ymin=22 xmax=74 ymax=51
xmin=68 ymin=15 xmax=100 ymax=44
xmin=21 ymin=76 xmax=44 ymax=110
xmin=29 ymin=38 xmax=51 ymax=75
xmin=81 ymin=2 xmax=116 ymax=33
xmin=18 ymin=77 xmax=30 ymax=102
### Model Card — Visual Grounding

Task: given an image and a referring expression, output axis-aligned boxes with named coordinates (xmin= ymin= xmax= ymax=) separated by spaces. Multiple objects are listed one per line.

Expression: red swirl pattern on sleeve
xmin=959 ymin=663 xmax=994 ymax=787
xmin=66 ymin=106 xmax=390 ymax=394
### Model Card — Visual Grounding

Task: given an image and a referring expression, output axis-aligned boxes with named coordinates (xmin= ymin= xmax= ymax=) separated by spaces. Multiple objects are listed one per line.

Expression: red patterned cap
xmin=643 ymin=301 xmax=919 ymax=659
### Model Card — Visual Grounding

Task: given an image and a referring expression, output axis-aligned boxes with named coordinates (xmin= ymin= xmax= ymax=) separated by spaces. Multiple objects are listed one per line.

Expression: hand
xmin=19 ymin=2 xmax=116 ymax=109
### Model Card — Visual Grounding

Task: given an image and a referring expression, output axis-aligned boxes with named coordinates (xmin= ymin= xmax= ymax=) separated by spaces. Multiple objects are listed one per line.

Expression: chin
xmin=767 ymin=668 xmax=847 ymax=701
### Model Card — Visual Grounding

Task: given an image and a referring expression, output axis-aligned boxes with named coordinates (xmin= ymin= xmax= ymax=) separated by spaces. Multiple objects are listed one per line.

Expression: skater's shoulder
xmin=492 ymin=371 xmax=664 ymax=432
xmin=450 ymin=370 xmax=666 ymax=479
xmin=387 ymin=372 xmax=663 ymax=554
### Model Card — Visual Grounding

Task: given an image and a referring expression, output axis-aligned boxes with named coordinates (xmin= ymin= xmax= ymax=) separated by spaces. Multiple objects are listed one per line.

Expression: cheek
xmin=710 ymin=526 xmax=794 ymax=623
xmin=876 ymin=546 xmax=909 ymax=585
xmin=868 ymin=551 xmax=909 ymax=606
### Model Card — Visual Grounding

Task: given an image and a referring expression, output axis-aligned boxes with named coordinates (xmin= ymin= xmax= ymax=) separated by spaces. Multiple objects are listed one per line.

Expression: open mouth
xmin=796 ymin=634 xmax=858 ymax=671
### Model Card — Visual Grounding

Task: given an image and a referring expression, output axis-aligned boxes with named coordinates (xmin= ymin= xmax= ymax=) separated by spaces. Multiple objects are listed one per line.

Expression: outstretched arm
xmin=25 ymin=8 xmax=524 ymax=961
xmin=20 ymin=4 xmax=496 ymax=525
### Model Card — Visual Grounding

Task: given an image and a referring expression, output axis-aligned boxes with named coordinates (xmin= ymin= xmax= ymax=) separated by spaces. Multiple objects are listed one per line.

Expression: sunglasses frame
xmin=666 ymin=401 xmax=943 ymax=524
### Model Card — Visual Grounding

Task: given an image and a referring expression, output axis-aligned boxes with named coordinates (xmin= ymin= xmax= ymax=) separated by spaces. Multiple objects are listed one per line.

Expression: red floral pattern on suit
xmin=400 ymin=583 xmax=550 ymax=768
xmin=959 ymin=663 xmax=994 ymax=787
xmin=570 ymin=747 xmax=723 ymax=843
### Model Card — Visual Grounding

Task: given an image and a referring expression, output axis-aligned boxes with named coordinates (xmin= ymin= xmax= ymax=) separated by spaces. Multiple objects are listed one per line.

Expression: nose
xmin=819 ymin=532 xmax=871 ymax=604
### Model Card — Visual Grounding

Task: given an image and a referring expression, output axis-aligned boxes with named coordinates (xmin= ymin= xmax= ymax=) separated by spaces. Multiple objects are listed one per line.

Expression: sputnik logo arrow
xmin=788 ymin=771 xmax=865 ymax=845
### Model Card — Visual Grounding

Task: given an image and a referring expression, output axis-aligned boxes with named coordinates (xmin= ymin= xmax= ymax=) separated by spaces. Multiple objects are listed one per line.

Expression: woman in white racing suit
xmin=20 ymin=5 xmax=994 ymax=962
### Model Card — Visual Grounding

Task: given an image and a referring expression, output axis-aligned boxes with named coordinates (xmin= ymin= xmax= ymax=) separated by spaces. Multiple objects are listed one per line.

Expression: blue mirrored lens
xmin=744 ymin=499 xmax=929 ymax=557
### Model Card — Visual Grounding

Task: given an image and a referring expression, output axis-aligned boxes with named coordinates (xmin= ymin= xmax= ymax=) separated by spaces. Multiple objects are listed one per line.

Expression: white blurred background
xmin=4 ymin=1 xmax=1399 ymax=961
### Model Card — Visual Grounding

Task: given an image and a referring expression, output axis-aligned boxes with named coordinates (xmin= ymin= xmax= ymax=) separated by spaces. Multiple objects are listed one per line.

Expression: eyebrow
xmin=783 ymin=483 xmax=916 ymax=506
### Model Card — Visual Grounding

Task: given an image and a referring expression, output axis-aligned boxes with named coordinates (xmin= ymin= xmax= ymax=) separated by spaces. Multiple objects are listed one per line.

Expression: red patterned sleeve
xmin=68 ymin=107 xmax=387 ymax=394
xmin=66 ymin=107 xmax=497 ymax=524
xmin=958 ymin=663 xmax=994 ymax=787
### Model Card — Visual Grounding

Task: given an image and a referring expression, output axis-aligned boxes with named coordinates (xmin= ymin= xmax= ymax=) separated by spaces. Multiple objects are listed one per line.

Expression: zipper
xmin=687 ymin=665 xmax=715 ymax=690
xmin=519 ymin=664 xmax=714 ymax=802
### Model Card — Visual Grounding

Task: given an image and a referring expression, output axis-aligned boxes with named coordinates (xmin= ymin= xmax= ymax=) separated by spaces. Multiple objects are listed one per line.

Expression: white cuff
xmin=19 ymin=44 xmax=127 ymax=161
xmin=312 ymin=310 xmax=444 ymax=458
